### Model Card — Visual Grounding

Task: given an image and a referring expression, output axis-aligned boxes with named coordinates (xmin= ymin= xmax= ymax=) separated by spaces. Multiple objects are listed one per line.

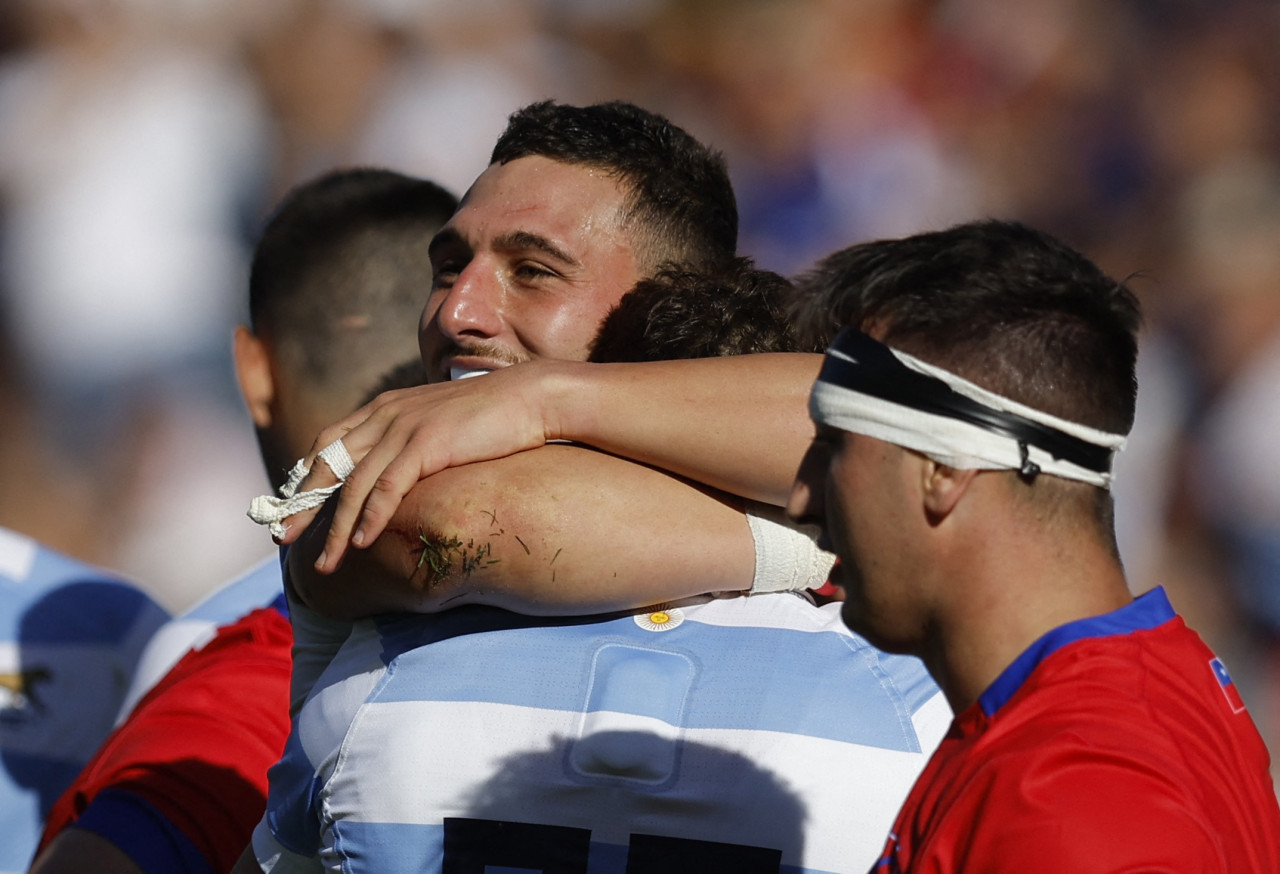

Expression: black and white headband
xmin=811 ymin=329 xmax=1127 ymax=489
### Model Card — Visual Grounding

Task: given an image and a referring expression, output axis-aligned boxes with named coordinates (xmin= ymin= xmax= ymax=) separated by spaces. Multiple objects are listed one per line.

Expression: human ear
xmin=920 ymin=458 xmax=980 ymax=525
xmin=233 ymin=326 xmax=275 ymax=429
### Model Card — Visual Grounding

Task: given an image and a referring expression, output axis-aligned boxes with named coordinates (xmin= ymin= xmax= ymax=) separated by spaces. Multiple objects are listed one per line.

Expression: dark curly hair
xmin=492 ymin=100 xmax=738 ymax=275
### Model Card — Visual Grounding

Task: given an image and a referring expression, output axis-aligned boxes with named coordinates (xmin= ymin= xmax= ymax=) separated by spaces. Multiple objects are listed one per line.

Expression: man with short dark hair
xmin=279 ymin=101 xmax=823 ymax=616
xmin=28 ymin=168 xmax=459 ymax=874
xmin=786 ymin=219 xmax=1280 ymax=872
xmin=242 ymin=168 xmax=457 ymax=488
xmin=490 ymin=100 xmax=738 ymax=276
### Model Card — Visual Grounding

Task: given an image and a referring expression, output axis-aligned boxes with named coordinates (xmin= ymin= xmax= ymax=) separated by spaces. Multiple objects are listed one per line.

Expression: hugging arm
xmin=283 ymin=354 xmax=823 ymax=575
xmin=289 ymin=443 xmax=759 ymax=620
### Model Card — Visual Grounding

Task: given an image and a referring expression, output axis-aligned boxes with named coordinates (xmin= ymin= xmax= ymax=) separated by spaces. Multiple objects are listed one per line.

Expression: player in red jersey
xmin=787 ymin=219 xmax=1280 ymax=873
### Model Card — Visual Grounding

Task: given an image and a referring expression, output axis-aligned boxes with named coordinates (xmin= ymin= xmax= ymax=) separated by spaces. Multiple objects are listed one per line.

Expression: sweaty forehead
xmin=445 ymin=156 xmax=636 ymax=260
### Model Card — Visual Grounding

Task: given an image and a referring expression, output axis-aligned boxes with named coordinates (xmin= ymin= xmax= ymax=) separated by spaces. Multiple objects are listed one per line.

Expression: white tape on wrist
xmin=746 ymin=504 xmax=837 ymax=594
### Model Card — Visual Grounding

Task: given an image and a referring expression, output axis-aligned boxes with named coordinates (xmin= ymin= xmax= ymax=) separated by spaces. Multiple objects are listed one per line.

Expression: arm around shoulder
xmin=547 ymin=354 xmax=822 ymax=506
xmin=291 ymin=443 xmax=757 ymax=620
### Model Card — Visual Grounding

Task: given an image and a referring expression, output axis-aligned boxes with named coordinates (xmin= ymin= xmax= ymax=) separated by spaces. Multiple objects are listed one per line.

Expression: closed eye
xmin=431 ymin=260 xmax=463 ymax=288
xmin=428 ymin=227 xmax=470 ymax=287
xmin=513 ymin=261 xmax=559 ymax=282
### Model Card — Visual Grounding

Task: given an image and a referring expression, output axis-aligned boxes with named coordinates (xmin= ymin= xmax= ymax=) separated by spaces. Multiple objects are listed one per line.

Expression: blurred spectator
xmin=355 ymin=1 xmax=555 ymax=197
xmin=1176 ymin=157 xmax=1280 ymax=759
xmin=0 ymin=0 xmax=273 ymax=609
xmin=0 ymin=0 xmax=266 ymax=418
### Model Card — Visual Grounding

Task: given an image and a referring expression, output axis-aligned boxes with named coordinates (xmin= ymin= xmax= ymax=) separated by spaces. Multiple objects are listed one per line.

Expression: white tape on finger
xmin=246 ymin=455 xmax=342 ymax=539
xmin=317 ymin=439 xmax=356 ymax=481
xmin=247 ymin=484 xmax=343 ymax=540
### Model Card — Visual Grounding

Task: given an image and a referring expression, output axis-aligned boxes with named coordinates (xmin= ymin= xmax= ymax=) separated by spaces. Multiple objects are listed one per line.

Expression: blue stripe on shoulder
xmin=0 ymin=540 xmax=170 ymax=643
xmin=182 ymin=558 xmax=284 ymax=624
xmin=371 ymin=609 xmax=936 ymax=752
xmin=2 ymin=578 xmax=169 ymax=645
xmin=979 ymin=586 xmax=1177 ymax=717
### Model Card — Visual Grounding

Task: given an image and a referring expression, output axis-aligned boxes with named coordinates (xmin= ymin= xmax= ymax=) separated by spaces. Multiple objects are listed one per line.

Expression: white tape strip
xmin=247 ymin=484 xmax=343 ymax=540
xmin=246 ymin=456 xmax=342 ymax=539
xmin=316 ymin=439 xmax=356 ymax=481
xmin=746 ymin=503 xmax=837 ymax=594
xmin=839 ymin=343 xmax=1129 ymax=451
xmin=810 ymin=379 xmax=1120 ymax=488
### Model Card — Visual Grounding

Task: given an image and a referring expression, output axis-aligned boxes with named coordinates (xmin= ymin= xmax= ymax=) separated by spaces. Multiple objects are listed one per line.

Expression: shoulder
xmin=105 ymin=607 xmax=294 ymax=752
xmin=119 ymin=557 xmax=286 ymax=716
xmin=362 ymin=598 xmax=948 ymax=754
xmin=909 ymin=721 xmax=1227 ymax=873
xmin=0 ymin=527 xmax=170 ymax=859
xmin=181 ymin=555 xmax=284 ymax=624
xmin=932 ymin=638 xmax=1271 ymax=870
xmin=0 ymin=526 xmax=169 ymax=638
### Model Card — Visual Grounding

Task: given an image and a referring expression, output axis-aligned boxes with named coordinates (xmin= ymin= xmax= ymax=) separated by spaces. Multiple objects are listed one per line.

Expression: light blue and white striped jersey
xmin=0 ymin=526 xmax=170 ymax=874
xmin=116 ymin=553 xmax=285 ymax=718
xmin=255 ymin=593 xmax=949 ymax=874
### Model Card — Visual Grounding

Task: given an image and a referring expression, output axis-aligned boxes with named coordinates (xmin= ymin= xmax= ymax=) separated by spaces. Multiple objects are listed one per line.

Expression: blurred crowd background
xmin=0 ymin=0 xmax=1278 ymax=770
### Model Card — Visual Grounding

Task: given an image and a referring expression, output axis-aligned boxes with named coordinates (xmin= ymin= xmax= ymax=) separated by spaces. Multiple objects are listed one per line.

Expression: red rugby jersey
xmin=38 ymin=605 xmax=293 ymax=873
xmin=875 ymin=587 xmax=1280 ymax=873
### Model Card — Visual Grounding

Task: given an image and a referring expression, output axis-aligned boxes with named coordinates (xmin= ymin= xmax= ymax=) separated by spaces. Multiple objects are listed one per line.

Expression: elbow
xmin=286 ymin=543 xmax=361 ymax=621
xmin=291 ymin=521 xmax=451 ymax=620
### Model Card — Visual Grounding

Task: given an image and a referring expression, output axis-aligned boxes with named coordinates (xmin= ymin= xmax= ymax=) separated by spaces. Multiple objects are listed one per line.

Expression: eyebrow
xmin=492 ymin=231 xmax=581 ymax=269
xmin=428 ymin=227 xmax=463 ymax=261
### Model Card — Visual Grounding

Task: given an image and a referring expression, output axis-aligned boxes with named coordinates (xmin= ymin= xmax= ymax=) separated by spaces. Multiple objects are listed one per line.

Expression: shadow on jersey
xmin=447 ymin=732 xmax=806 ymax=873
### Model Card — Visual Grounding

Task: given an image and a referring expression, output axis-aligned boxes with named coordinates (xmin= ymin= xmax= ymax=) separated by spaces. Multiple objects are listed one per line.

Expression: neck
xmin=922 ymin=486 xmax=1132 ymax=714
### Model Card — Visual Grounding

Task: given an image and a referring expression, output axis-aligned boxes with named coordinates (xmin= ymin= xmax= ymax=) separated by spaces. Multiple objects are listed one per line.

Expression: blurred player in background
xmin=0 ymin=528 xmax=168 ymax=874
xmin=29 ymin=167 xmax=458 ymax=874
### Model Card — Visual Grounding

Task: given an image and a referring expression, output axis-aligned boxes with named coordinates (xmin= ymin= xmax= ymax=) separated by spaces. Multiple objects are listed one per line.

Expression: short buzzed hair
xmin=792 ymin=220 xmax=1141 ymax=435
xmin=249 ymin=168 xmax=457 ymax=410
xmin=792 ymin=220 xmax=1142 ymax=542
xmin=491 ymin=101 xmax=738 ymax=275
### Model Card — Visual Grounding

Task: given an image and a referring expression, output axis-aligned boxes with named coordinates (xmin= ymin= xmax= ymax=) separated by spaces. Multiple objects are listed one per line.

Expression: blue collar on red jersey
xmin=978 ymin=586 xmax=1176 ymax=718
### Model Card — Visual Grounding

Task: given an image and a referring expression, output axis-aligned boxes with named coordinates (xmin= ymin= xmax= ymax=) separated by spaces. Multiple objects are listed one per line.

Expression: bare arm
xmin=540 ymin=354 xmax=820 ymax=505
xmin=282 ymin=353 xmax=821 ymax=574
xmin=290 ymin=443 xmax=756 ymax=620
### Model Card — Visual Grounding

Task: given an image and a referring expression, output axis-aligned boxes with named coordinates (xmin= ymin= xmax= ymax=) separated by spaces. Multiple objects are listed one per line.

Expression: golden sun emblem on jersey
xmin=634 ymin=606 xmax=684 ymax=632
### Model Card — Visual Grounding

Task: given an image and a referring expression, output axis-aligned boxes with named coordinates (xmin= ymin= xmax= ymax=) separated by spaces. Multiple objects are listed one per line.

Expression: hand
xmin=279 ymin=360 xmax=572 ymax=572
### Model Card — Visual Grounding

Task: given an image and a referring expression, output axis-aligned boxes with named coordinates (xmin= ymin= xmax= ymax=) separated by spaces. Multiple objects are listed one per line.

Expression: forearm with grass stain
xmin=291 ymin=442 xmax=757 ymax=621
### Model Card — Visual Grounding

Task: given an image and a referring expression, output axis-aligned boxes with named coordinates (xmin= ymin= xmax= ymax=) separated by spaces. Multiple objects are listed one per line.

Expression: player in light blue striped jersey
xmin=242 ymin=102 xmax=949 ymax=874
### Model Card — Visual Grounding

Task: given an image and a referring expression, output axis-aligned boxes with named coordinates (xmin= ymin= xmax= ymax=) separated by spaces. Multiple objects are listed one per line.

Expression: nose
xmin=786 ymin=443 xmax=826 ymax=528
xmin=432 ymin=260 xmax=506 ymax=345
